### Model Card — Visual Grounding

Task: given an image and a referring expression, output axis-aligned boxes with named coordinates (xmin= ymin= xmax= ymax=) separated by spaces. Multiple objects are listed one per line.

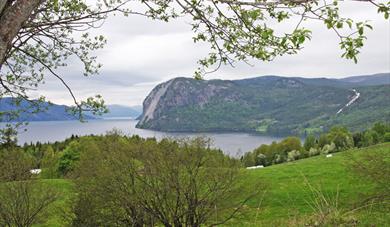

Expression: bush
xmin=348 ymin=145 xmax=390 ymax=200
xmin=327 ymin=126 xmax=354 ymax=151
xmin=318 ymin=134 xmax=329 ymax=149
xmin=40 ymin=146 xmax=60 ymax=179
xmin=321 ymin=143 xmax=336 ymax=154
xmin=362 ymin=130 xmax=379 ymax=147
xmin=73 ymin=136 xmax=256 ymax=226
xmin=383 ymin=132 xmax=390 ymax=142
xmin=274 ymin=154 xmax=285 ymax=164
xmin=58 ymin=141 xmax=81 ymax=176
xmin=0 ymin=148 xmax=33 ymax=181
xmin=304 ymin=134 xmax=317 ymax=151
xmin=0 ymin=148 xmax=58 ymax=226
xmin=287 ymin=150 xmax=301 ymax=162
xmin=242 ymin=152 xmax=255 ymax=167
xmin=309 ymin=147 xmax=320 ymax=157
xmin=255 ymin=153 xmax=268 ymax=166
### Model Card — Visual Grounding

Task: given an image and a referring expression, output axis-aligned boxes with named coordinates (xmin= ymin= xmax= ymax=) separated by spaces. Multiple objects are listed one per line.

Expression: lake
xmin=3 ymin=119 xmax=281 ymax=156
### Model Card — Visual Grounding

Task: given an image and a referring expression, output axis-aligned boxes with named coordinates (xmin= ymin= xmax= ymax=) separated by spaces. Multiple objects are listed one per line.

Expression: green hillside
xmin=325 ymin=85 xmax=390 ymax=131
xmin=136 ymin=74 xmax=390 ymax=136
xmin=38 ymin=143 xmax=390 ymax=226
xmin=233 ymin=143 xmax=389 ymax=226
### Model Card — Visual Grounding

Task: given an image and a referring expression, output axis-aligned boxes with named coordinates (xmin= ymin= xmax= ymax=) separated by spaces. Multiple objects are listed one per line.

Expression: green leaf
xmin=53 ymin=0 xmax=59 ymax=12
xmin=346 ymin=20 xmax=353 ymax=28
xmin=299 ymin=36 xmax=305 ymax=44
xmin=365 ymin=24 xmax=373 ymax=30
xmin=358 ymin=27 xmax=363 ymax=35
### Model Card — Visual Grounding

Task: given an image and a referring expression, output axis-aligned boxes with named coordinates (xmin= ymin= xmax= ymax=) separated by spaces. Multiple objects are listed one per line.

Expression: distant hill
xmin=0 ymin=98 xmax=143 ymax=122
xmin=291 ymin=72 xmax=389 ymax=88
xmin=103 ymin=105 xmax=142 ymax=119
xmin=136 ymin=73 xmax=390 ymax=135
xmin=0 ymin=97 xmax=94 ymax=122
xmin=339 ymin=73 xmax=390 ymax=86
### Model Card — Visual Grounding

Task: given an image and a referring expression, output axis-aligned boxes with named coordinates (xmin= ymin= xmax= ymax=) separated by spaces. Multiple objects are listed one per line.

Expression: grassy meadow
xmin=38 ymin=143 xmax=389 ymax=226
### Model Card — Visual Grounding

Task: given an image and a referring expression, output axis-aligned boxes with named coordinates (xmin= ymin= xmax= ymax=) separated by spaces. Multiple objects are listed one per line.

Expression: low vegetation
xmin=0 ymin=123 xmax=389 ymax=226
xmin=238 ymin=143 xmax=390 ymax=226
xmin=242 ymin=122 xmax=390 ymax=168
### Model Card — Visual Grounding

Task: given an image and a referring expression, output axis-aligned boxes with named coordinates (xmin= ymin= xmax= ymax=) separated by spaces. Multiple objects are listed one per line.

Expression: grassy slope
xmin=233 ymin=143 xmax=390 ymax=226
xmin=40 ymin=143 xmax=390 ymax=226
xmin=34 ymin=179 xmax=75 ymax=227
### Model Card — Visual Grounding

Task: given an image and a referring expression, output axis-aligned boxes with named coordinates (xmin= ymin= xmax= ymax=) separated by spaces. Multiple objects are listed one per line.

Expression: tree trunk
xmin=0 ymin=0 xmax=42 ymax=66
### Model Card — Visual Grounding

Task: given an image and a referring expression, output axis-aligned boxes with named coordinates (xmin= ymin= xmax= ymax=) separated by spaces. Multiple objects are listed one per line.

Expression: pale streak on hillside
xmin=336 ymin=89 xmax=360 ymax=114
xmin=139 ymin=80 xmax=173 ymax=124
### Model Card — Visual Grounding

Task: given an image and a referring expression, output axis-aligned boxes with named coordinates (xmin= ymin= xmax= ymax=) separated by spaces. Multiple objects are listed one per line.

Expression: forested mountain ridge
xmin=0 ymin=98 xmax=141 ymax=122
xmin=136 ymin=73 xmax=390 ymax=135
xmin=0 ymin=98 xmax=87 ymax=122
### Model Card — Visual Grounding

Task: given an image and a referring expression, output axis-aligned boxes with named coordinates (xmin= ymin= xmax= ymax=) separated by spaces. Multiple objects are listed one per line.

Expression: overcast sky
xmin=36 ymin=2 xmax=390 ymax=106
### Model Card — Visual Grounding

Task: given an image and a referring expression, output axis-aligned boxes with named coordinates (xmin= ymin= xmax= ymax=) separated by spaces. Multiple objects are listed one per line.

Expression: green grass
xmin=255 ymin=119 xmax=277 ymax=133
xmin=34 ymin=179 xmax=74 ymax=227
xmin=231 ymin=143 xmax=390 ymax=226
xmin=39 ymin=143 xmax=390 ymax=226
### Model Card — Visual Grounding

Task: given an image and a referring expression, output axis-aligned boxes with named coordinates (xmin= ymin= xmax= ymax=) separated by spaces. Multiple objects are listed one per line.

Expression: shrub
xmin=362 ymin=130 xmax=379 ymax=147
xmin=327 ymin=126 xmax=354 ymax=151
xmin=0 ymin=148 xmax=33 ymax=181
xmin=58 ymin=141 xmax=81 ymax=176
xmin=274 ymin=154 xmax=285 ymax=164
xmin=242 ymin=154 xmax=255 ymax=167
xmin=304 ymin=134 xmax=317 ymax=151
xmin=40 ymin=146 xmax=60 ymax=179
xmin=255 ymin=153 xmax=268 ymax=166
xmin=321 ymin=143 xmax=336 ymax=154
xmin=287 ymin=150 xmax=301 ymax=162
xmin=348 ymin=145 xmax=390 ymax=201
xmin=309 ymin=147 xmax=320 ymax=157
xmin=383 ymin=132 xmax=390 ymax=142
xmin=318 ymin=134 xmax=329 ymax=149
xmin=279 ymin=137 xmax=303 ymax=153
xmin=73 ymin=137 xmax=256 ymax=226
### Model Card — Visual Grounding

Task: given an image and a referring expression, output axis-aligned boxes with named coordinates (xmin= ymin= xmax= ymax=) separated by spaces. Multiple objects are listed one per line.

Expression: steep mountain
xmin=136 ymin=74 xmax=390 ymax=135
xmin=103 ymin=105 xmax=142 ymax=119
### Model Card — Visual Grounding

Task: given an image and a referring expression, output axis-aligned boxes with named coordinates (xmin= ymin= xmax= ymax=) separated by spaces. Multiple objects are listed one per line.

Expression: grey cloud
xmin=36 ymin=2 xmax=390 ymax=106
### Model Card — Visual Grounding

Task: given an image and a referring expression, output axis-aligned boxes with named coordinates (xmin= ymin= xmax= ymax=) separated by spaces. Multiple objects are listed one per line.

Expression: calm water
xmin=3 ymin=119 xmax=281 ymax=156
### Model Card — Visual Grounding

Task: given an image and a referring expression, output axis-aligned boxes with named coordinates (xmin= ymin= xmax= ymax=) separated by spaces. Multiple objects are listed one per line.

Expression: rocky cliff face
xmin=136 ymin=77 xmax=239 ymax=129
xmin=135 ymin=75 xmax=390 ymax=135
xmin=137 ymin=79 xmax=173 ymax=126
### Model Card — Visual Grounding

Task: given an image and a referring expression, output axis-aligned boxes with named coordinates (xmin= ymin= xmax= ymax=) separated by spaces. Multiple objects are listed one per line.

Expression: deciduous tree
xmin=73 ymin=136 xmax=256 ymax=226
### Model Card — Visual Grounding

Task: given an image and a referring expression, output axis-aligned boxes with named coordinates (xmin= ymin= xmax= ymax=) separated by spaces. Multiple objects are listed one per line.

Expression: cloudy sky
xmin=37 ymin=1 xmax=390 ymax=106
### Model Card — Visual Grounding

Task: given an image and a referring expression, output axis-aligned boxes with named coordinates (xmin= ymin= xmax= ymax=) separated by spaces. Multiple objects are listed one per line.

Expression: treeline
xmin=242 ymin=122 xmax=390 ymax=167
xmin=13 ymin=122 xmax=390 ymax=174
